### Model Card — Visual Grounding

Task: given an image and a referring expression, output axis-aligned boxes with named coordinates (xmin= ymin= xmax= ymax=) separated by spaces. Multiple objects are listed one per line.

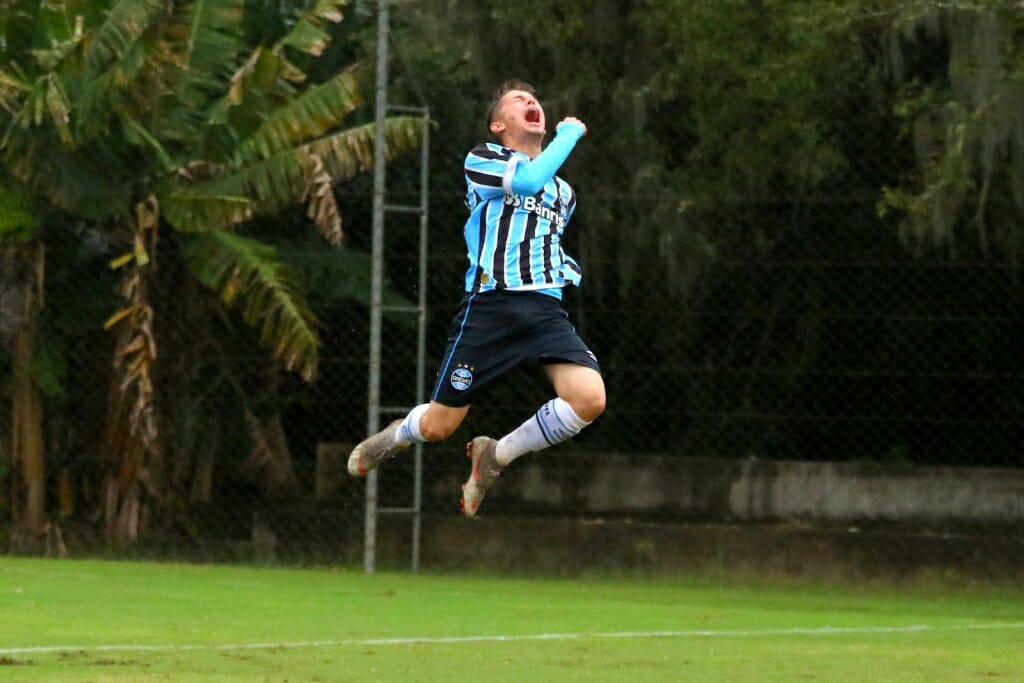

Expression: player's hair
xmin=485 ymin=79 xmax=536 ymax=140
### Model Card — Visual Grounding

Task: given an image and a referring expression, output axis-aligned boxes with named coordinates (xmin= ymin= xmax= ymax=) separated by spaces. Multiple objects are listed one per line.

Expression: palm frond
xmin=4 ymin=73 xmax=73 ymax=145
xmin=0 ymin=0 xmax=42 ymax=66
xmin=220 ymin=47 xmax=263 ymax=108
xmin=277 ymin=0 xmax=347 ymax=57
xmin=308 ymin=0 xmax=347 ymax=26
xmin=29 ymin=30 xmax=85 ymax=72
xmin=180 ymin=116 xmax=422 ymax=238
xmin=115 ymin=114 xmax=168 ymax=176
xmin=304 ymin=153 xmax=341 ymax=245
xmin=43 ymin=73 xmax=73 ymax=145
xmin=76 ymin=69 xmax=118 ymax=139
xmin=174 ymin=151 xmax=334 ymax=244
xmin=84 ymin=0 xmax=165 ymax=77
xmin=198 ymin=146 xmax=316 ymax=217
xmin=166 ymin=0 xmax=244 ymax=109
xmin=182 ymin=230 xmax=319 ymax=380
xmin=76 ymin=34 xmax=151 ymax=143
xmin=207 ymin=0 xmax=343 ymax=121
xmin=179 ymin=0 xmax=243 ymax=73
xmin=205 ymin=47 xmax=303 ymax=143
xmin=0 ymin=66 xmax=32 ymax=116
xmin=2 ymin=130 xmax=131 ymax=217
xmin=234 ymin=67 xmax=361 ymax=163
xmin=303 ymin=116 xmax=423 ymax=182
xmin=161 ymin=183 xmax=252 ymax=231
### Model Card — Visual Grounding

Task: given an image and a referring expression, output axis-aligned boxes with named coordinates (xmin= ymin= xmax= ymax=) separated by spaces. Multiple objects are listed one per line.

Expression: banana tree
xmin=0 ymin=0 xmax=422 ymax=538
xmin=0 ymin=185 xmax=44 ymax=545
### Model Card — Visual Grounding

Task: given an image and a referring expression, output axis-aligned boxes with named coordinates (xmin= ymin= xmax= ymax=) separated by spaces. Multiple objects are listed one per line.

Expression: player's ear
xmin=489 ymin=120 xmax=506 ymax=136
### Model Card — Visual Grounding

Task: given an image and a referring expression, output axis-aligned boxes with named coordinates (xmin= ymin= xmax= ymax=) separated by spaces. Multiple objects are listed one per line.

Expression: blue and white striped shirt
xmin=461 ymin=127 xmax=583 ymax=298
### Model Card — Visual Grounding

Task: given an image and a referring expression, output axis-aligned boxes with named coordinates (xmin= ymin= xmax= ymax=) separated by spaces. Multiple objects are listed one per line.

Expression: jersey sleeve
xmin=464 ymin=144 xmax=513 ymax=203
xmin=505 ymin=121 xmax=585 ymax=195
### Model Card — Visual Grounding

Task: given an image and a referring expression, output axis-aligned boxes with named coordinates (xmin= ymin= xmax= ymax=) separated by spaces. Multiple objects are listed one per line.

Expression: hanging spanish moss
xmin=881 ymin=3 xmax=1024 ymax=258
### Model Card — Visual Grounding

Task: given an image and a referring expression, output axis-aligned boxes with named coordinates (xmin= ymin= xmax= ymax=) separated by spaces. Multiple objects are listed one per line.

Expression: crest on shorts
xmin=450 ymin=365 xmax=474 ymax=391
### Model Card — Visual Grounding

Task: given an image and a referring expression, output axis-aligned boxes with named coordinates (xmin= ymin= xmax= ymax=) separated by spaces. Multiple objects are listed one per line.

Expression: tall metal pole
xmin=364 ymin=0 xmax=390 ymax=574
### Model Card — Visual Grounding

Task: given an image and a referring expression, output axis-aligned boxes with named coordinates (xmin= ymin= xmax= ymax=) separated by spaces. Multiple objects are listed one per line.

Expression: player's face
xmin=494 ymin=89 xmax=546 ymax=138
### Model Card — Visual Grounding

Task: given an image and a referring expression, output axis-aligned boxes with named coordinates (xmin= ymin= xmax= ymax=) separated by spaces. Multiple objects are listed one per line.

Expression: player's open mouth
xmin=525 ymin=107 xmax=541 ymax=124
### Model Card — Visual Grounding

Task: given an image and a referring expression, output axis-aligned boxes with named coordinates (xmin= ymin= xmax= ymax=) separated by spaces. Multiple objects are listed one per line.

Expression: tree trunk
xmin=58 ymin=467 xmax=74 ymax=518
xmin=12 ymin=324 xmax=45 ymax=536
xmin=242 ymin=408 xmax=300 ymax=498
xmin=102 ymin=379 xmax=151 ymax=540
xmin=105 ymin=477 xmax=142 ymax=540
xmin=2 ymin=243 xmax=46 ymax=546
xmin=102 ymin=206 xmax=161 ymax=540
xmin=189 ymin=434 xmax=216 ymax=503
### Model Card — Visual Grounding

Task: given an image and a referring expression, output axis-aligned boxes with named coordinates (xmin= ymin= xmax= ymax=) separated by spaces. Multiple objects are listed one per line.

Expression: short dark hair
xmin=485 ymin=79 xmax=536 ymax=139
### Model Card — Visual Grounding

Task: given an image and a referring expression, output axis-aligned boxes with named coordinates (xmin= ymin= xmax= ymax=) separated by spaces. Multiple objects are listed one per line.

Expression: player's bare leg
xmin=544 ymin=363 xmax=606 ymax=422
xmin=417 ymin=402 xmax=469 ymax=441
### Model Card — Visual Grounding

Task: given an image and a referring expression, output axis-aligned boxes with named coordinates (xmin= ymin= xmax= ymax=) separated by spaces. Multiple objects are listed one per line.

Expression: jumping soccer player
xmin=347 ymin=79 xmax=605 ymax=517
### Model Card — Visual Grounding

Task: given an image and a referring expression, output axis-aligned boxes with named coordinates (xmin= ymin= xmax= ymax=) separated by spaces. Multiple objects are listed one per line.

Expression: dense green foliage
xmin=1 ymin=1 xmax=1023 ymax=549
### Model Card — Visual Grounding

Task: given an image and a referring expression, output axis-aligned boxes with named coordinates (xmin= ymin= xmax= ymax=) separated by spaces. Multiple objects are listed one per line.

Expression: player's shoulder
xmin=466 ymin=142 xmax=514 ymax=163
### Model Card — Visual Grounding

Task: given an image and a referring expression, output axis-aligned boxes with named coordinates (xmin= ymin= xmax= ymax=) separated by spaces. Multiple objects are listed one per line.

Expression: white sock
xmin=495 ymin=398 xmax=591 ymax=467
xmin=395 ymin=403 xmax=429 ymax=445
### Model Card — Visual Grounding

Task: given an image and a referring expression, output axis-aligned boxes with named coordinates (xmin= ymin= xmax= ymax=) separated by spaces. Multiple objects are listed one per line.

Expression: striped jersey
xmin=462 ymin=143 xmax=581 ymax=297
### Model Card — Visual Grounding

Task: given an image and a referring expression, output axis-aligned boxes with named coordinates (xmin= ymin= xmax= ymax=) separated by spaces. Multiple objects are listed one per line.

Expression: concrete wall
xmin=294 ymin=450 xmax=1024 ymax=577
xmin=480 ymin=454 xmax=1024 ymax=524
xmin=391 ymin=515 xmax=1024 ymax=581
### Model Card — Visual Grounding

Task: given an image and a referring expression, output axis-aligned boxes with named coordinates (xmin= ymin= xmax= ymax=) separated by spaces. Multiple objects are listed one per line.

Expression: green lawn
xmin=1 ymin=556 xmax=1022 ymax=682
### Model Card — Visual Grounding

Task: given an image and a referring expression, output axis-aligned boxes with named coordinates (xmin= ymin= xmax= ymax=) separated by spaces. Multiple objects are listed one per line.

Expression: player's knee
xmin=418 ymin=415 xmax=459 ymax=442
xmin=574 ymin=387 xmax=606 ymax=423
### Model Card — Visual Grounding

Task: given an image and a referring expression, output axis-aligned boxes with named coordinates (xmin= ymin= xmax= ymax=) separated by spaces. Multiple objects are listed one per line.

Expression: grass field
xmin=1 ymin=557 xmax=1023 ymax=682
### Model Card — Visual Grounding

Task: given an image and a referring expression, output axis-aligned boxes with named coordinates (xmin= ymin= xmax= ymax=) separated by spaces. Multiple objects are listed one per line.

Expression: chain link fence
xmin=2 ymin=1 xmax=1023 ymax=578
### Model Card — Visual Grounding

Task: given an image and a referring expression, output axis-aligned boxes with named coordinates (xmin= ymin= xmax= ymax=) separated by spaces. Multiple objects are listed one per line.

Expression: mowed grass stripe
xmin=3 ymin=621 xmax=1024 ymax=656
xmin=2 ymin=557 xmax=1023 ymax=682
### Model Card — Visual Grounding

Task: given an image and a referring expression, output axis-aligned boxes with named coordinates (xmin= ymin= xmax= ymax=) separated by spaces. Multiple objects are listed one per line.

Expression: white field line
xmin=2 ymin=622 xmax=1024 ymax=656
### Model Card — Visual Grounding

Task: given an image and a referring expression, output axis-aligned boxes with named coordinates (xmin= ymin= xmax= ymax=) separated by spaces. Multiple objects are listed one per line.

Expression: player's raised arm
xmin=504 ymin=118 xmax=587 ymax=195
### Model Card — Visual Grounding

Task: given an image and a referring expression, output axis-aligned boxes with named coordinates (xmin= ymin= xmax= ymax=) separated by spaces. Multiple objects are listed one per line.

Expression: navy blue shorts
xmin=430 ymin=290 xmax=601 ymax=407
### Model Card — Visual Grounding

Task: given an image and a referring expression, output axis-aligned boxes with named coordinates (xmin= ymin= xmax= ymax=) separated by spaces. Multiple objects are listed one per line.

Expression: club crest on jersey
xmin=450 ymin=365 xmax=474 ymax=391
xmin=504 ymin=194 xmax=566 ymax=228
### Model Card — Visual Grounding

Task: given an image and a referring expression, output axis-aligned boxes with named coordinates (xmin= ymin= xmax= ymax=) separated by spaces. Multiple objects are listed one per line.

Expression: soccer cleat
xmin=461 ymin=436 xmax=503 ymax=518
xmin=347 ymin=419 xmax=408 ymax=476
